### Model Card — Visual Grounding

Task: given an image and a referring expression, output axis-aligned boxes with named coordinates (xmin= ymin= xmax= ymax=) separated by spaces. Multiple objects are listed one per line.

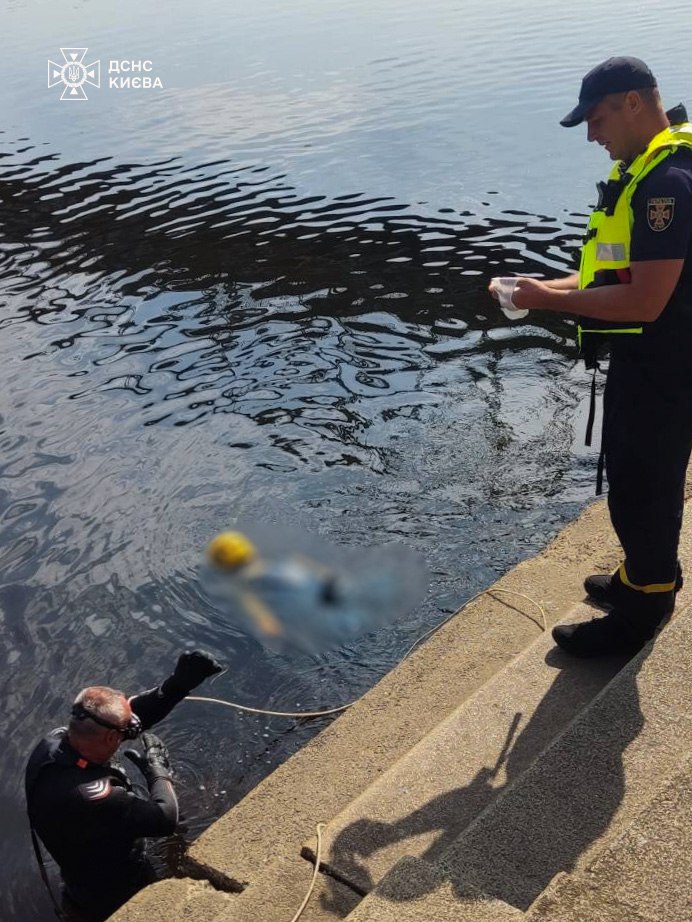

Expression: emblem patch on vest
xmin=647 ymin=197 xmax=675 ymax=231
xmin=79 ymin=778 xmax=112 ymax=801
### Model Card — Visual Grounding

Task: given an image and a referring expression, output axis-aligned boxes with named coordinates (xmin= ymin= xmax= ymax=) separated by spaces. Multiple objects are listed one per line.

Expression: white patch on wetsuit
xmin=79 ymin=778 xmax=112 ymax=801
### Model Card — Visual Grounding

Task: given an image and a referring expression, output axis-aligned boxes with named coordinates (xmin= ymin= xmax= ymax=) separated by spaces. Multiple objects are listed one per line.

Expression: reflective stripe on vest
xmin=576 ymin=325 xmax=643 ymax=350
xmin=596 ymin=242 xmax=627 ymax=262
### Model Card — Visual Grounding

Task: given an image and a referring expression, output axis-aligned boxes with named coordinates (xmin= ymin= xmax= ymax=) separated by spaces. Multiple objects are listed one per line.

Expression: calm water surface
xmin=2 ymin=1 xmax=691 ymax=917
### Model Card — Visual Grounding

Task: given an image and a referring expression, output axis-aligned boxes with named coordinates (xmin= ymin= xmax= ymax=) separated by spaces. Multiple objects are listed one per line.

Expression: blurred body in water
xmin=204 ymin=529 xmax=428 ymax=655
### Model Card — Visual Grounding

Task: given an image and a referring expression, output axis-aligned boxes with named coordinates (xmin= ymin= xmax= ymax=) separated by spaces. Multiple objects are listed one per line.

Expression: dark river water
xmin=2 ymin=1 xmax=690 ymax=918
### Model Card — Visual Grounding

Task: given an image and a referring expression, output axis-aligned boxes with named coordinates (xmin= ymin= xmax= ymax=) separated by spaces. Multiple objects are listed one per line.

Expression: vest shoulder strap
xmin=626 ymin=124 xmax=692 ymax=194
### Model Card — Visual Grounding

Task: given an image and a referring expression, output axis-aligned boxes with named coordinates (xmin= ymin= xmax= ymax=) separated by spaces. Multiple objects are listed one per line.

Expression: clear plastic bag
xmin=490 ymin=277 xmax=529 ymax=320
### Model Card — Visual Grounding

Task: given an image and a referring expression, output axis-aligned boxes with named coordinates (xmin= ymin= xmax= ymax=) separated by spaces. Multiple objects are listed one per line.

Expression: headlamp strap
xmin=71 ymin=704 xmax=142 ymax=739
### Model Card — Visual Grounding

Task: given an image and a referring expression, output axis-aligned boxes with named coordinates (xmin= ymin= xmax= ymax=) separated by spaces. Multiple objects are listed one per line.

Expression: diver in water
xmin=25 ymin=650 xmax=223 ymax=921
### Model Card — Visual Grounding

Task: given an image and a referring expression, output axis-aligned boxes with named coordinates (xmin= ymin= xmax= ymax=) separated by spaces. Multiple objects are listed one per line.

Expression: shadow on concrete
xmin=317 ymin=636 xmax=648 ymax=912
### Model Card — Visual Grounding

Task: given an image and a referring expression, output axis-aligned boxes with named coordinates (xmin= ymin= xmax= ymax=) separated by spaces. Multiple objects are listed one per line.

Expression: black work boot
xmin=584 ymin=563 xmax=682 ymax=611
xmin=552 ymin=590 xmax=674 ymax=658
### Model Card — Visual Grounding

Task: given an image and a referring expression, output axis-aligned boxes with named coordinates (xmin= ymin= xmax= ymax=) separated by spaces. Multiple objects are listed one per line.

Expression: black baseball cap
xmin=560 ymin=56 xmax=657 ymax=127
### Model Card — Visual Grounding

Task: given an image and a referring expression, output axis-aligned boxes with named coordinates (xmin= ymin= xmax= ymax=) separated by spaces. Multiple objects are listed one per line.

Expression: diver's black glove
xmin=170 ymin=650 xmax=224 ymax=693
xmin=133 ymin=650 xmax=225 ymax=726
xmin=124 ymin=732 xmax=173 ymax=784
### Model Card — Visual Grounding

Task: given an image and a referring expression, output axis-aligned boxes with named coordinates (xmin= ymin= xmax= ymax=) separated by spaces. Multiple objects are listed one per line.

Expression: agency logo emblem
xmin=47 ymin=48 xmax=101 ymax=100
xmin=647 ymin=197 xmax=675 ymax=232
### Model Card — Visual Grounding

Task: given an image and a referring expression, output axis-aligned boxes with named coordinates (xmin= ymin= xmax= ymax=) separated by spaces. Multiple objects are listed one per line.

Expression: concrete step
xmin=343 ymin=856 xmax=522 ymax=922
xmin=432 ymin=603 xmax=692 ymax=911
xmin=183 ymin=583 xmax=552 ymax=890
xmin=109 ymin=878 xmax=234 ymax=922
xmin=526 ymin=748 xmax=692 ymax=922
xmin=210 ymin=855 xmax=361 ymax=922
xmin=302 ymin=606 xmax=624 ymax=894
xmin=109 ymin=856 xmax=361 ymax=922
xmin=525 ymin=873 xmax=656 ymax=922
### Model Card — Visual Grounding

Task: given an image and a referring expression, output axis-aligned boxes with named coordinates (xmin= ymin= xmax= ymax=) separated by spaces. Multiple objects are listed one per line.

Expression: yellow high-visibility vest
xmin=577 ymin=122 xmax=692 ymax=352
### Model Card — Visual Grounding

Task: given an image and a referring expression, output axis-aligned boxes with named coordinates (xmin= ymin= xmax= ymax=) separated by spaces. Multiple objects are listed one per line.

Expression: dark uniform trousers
xmin=603 ymin=348 xmax=692 ymax=593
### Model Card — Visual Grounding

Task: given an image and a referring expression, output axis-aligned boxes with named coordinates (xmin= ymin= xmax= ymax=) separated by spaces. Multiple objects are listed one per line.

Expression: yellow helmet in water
xmin=207 ymin=531 xmax=257 ymax=569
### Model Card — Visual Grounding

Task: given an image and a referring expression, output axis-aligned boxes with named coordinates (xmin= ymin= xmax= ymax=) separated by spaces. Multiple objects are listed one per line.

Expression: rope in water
xmin=188 ymin=587 xmax=546 ymax=720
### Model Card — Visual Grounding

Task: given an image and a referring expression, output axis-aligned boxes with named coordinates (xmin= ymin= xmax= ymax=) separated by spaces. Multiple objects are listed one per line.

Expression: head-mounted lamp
xmin=71 ymin=703 xmax=143 ymax=739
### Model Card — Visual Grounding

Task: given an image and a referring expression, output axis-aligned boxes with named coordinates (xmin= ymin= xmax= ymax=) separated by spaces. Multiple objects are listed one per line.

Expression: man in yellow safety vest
xmin=505 ymin=57 xmax=692 ymax=657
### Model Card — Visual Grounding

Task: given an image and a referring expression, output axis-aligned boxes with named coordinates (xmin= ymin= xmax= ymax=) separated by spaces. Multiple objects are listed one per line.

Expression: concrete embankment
xmin=111 ymin=485 xmax=692 ymax=922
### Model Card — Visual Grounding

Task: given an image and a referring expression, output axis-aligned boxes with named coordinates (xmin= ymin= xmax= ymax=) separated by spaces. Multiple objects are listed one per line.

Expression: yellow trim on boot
xmin=618 ymin=563 xmax=676 ymax=594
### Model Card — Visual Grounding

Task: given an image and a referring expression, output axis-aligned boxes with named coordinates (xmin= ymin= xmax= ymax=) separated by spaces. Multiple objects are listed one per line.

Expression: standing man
xmin=503 ymin=57 xmax=692 ymax=657
xmin=25 ymin=650 xmax=223 ymax=920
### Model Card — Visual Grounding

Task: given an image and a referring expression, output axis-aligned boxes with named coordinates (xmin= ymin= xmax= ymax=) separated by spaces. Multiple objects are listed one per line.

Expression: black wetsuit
xmin=603 ymin=149 xmax=692 ymax=591
xmin=25 ymin=682 xmax=186 ymax=920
